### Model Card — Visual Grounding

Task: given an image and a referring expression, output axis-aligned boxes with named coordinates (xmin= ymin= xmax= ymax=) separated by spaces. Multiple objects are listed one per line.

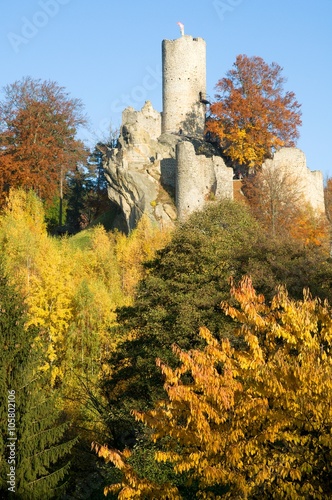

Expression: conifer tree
xmin=0 ymin=272 xmax=77 ymax=499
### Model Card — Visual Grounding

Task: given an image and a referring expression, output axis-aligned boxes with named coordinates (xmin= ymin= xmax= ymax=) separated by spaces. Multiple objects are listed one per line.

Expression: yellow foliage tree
xmin=92 ymin=443 xmax=181 ymax=500
xmin=115 ymin=214 xmax=172 ymax=297
xmin=290 ymin=205 xmax=329 ymax=247
xmin=223 ymin=127 xmax=265 ymax=168
xmin=0 ymin=191 xmax=171 ymax=388
xmin=25 ymin=238 xmax=74 ymax=383
xmin=66 ymin=226 xmax=125 ymax=378
xmin=0 ymin=188 xmax=47 ymax=287
xmin=0 ymin=190 xmax=72 ymax=383
xmin=95 ymin=277 xmax=332 ymax=498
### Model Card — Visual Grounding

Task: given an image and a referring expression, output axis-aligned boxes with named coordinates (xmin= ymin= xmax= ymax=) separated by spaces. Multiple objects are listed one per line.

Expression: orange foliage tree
xmin=0 ymin=77 xmax=87 ymax=205
xmin=95 ymin=278 xmax=332 ymax=499
xmin=206 ymin=55 xmax=302 ymax=170
xmin=243 ymin=163 xmax=329 ymax=245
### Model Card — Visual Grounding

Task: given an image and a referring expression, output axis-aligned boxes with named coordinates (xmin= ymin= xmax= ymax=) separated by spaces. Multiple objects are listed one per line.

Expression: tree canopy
xmin=0 ymin=77 xmax=87 ymax=205
xmin=206 ymin=55 xmax=302 ymax=169
xmin=100 ymin=199 xmax=332 ymax=450
xmin=243 ymin=163 xmax=329 ymax=245
xmin=95 ymin=277 xmax=332 ymax=499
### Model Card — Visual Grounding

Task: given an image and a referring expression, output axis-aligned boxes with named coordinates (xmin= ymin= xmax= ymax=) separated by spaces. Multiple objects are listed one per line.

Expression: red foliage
xmin=0 ymin=77 xmax=87 ymax=204
xmin=206 ymin=55 xmax=302 ymax=169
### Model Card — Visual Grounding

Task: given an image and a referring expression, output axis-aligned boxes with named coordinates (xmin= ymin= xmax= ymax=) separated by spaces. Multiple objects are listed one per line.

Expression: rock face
xmin=102 ymin=33 xmax=235 ymax=232
xmin=103 ymin=102 xmax=177 ymax=232
xmin=103 ymin=101 xmax=234 ymax=232
xmin=103 ymin=101 xmax=325 ymax=233
xmin=262 ymin=148 xmax=325 ymax=213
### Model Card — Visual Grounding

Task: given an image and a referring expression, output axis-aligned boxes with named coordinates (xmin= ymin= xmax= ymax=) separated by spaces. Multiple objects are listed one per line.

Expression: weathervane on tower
xmin=177 ymin=22 xmax=185 ymax=36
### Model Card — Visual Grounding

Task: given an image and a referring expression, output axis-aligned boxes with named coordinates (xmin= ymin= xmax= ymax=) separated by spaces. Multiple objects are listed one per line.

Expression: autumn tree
xmin=0 ymin=77 xmax=87 ymax=206
xmin=99 ymin=200 xmax=332 ymax=455
xmin=95 ymin=277 xmax=332 ymax=499
xmin=206 ymin=55 xmax=302 ymax=170
xmin=243 ymin=162 xmax=329 ymax=246
xmin=243 ymin=160 xmax=304 ymax=236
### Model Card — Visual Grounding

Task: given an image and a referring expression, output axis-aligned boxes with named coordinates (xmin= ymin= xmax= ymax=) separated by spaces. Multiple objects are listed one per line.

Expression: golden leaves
xmin=0 ymin=189 xmax=171 ymax=389
xmin=99 ymin=276 xmax=332 ymax=498
xmin=92 ymin=442 xmax=182 ymax=499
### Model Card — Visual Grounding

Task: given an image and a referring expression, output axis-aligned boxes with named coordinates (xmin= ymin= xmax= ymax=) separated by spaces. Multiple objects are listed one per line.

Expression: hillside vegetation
xmin=1 ymin=188 xmax=332 ymax=498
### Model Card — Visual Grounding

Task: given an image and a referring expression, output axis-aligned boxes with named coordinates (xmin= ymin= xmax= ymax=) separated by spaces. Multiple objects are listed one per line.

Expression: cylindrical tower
xmin=162 ymin=35 xmax=206 ymax=136
xmin=176 ymin=141 xmax=205 ymax=219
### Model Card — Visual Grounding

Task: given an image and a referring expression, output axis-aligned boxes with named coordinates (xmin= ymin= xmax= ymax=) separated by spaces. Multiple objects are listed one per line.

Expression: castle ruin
xmin=102 ymin=32 xmax=325 ymax=232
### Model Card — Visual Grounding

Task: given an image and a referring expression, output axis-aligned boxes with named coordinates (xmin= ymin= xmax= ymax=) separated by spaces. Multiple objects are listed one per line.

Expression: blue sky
xmin=1 ymin=0 xmax=332 ymax=177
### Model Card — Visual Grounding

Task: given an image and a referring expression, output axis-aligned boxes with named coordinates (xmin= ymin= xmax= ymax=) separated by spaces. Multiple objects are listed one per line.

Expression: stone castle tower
xmin=102 ymin=30 xmax=325 ymax=232
xmin=162 ymin=35 xmax=206 ymax=136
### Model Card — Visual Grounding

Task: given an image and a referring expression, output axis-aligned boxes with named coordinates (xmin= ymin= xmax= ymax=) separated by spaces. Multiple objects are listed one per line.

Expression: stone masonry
xmin=103 ymin=100 xmax=233 ymax=232
xmin=262 ymin=148 xmax=325 ymax=213
xmin=103 ymin=32 xmax=234 ymax=232
xmin=176 ymin=141 xmax=233 ymax=219
xmin=162 ymin=35 xmax=206 ymax=136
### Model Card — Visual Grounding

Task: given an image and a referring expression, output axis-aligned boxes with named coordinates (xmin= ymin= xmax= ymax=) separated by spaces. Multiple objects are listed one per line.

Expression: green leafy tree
xmin=87 ymin=144 xmax=110 ymax=207
xmin=65 ymin=164 xmax=93 ymax=232
xmin=65 ymin=147 xmax=110 ymax=233
xmin=0 ymin=272 xmax=77 ymax=499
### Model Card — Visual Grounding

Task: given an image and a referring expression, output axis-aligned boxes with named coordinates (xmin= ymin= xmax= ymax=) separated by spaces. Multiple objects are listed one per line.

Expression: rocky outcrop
xmin=103 ymin=101 xmax=235 ymax=231
xmin=103 ymin=102 xmax=178 ymax=233
xmin=103 ymin=102 xmax=325 ymax=233
xmin=262 ymin=148 xmax=325 ymax=213
xmin=102 ymin=33 xmax=325 ymax=232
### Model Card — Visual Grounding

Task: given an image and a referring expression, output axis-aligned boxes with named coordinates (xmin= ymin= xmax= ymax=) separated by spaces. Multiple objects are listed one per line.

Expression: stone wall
xmin=122 ymin=101 xmax=161 ymax=143
xmin=162 ymin=35 xmax=206 ymax=136
xmin=262 ymin=148 xmax=325 ymax=213
xmin=176 ymin=141 xmax=234 ymax=220
xmin=103 ymin=107 xmax=325 ymax=231
xmin=102 ymin=33 xmax=326 ymax=232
